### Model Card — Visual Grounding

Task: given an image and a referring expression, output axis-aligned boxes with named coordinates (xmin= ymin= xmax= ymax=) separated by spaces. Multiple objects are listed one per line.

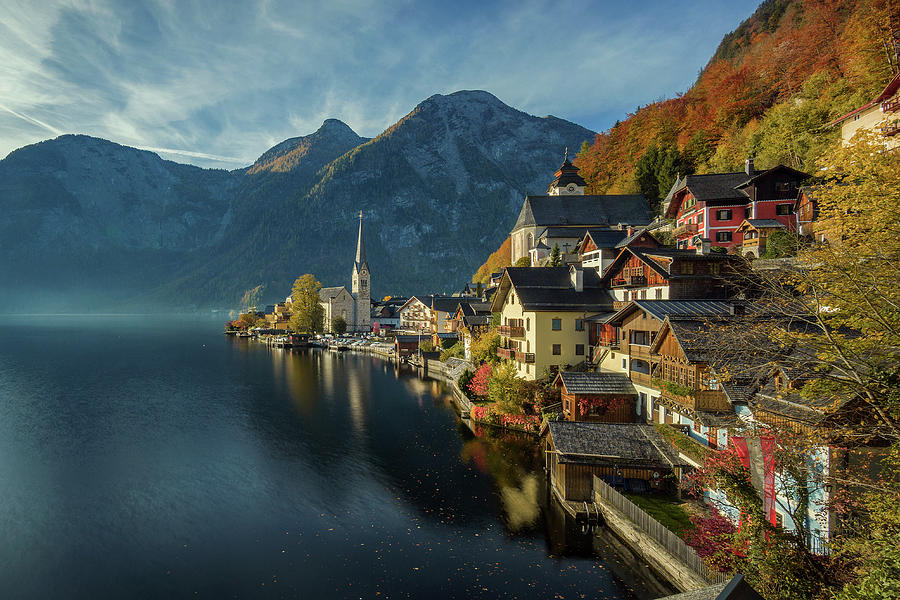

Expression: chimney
xmin=627 ymin=226 xmax=634 ymax=237
xmin=697 ymin=238 xmax=711 ymax=255
xmin=570 ymin=265 xmax=583 ymax=292
xmin=745 ymin=157 xmax=755 ymax=176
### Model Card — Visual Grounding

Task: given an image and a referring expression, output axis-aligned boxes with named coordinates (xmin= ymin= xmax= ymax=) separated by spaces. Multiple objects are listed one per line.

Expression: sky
xmin=0 ymin=0 xmax=760 ymax=169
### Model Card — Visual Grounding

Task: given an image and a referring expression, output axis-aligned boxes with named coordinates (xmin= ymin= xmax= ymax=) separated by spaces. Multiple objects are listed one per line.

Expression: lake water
xmin=0 ymin=316 xmax=665 ymax=599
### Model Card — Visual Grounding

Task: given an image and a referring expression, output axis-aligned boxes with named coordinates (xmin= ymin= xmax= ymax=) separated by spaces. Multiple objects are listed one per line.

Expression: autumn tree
xmin=331 ymin=315 xmax=347 ymax=335
xmin=514 ymin=256 xmax=531 ymax=267
xmin=488 ymin=360 xmax=525 ymax=414
xmin=289 ymin=274 xmax=325 ymax=334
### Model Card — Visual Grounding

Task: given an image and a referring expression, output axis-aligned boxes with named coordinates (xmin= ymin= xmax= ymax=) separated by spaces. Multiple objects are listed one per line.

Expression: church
xmin=318 ymin=212 xmax=372 ymax=333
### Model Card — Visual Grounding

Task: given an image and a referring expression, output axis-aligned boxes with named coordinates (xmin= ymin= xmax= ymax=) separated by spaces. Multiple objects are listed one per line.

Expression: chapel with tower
xmin=318 ymin=211 xmax=372 ymax=333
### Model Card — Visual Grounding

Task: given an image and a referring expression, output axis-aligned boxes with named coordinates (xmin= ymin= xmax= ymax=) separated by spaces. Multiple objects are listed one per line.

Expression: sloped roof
xmin=512 ymin=194 xmax=651 ymax=233
xmin=547 ymin=159 xmax=588 ymax=191
xmin=601 ymin=247 xmax=738 ymax=284
xmin=548 ymin=421 xmax=686 ymax=467
xmin=744 ymin=219 xmax=787 ymax=229
xmin=828 ymin=70 xmax=900 ymax=126
xmin=675 ymin=172 xmax=750 ymax=202
xmin=492 ymin=267 xmax=614 ymax=312
xmin=606 ymin=300 xmax=735 ymax=326
xmin=431 ymin=296 xmax=466 ymax=314
xmin=319 ymin=286 xmax=349 ymax=300
xmin=616 ymin=227 xmax=657 ymax=248
xmin=583 ymin=228 xmax=631 ymax=249
xmin=555 ymin=371 xmax=636 ymax=395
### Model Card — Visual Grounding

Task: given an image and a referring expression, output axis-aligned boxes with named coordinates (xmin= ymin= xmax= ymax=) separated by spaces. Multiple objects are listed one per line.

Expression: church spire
xmin=354 ymin=211 xmax=368 ymax=270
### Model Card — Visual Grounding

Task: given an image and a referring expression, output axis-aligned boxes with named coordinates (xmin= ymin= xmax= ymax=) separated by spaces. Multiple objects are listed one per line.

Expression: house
xmin=490 ymin=266 xmax=615 ymax=380
xmin=733 ymin=219 xmax=790 ymax=258
xmin=397 ymin=296 xmax=434 ymax=332
xmin=528 ymin=227 xmax=588 ymax=266
xmin=828 ymin=70 xmax=900 ymax=149
xmin=449 ymin=301 xmax=492 ymax=361
xmin=318 ymin=286 xmax=356 ymax=333
xmin=429 ymin=296 xmax=468 ymax=337
xmin=509 ymin=156 xmax=651 ymax=264
xmin=577 ymin=226 xmax=660 ymax=276
xmin=601 ymin=246 xmax=746 ymax=306
xmin=663 ymin=161 xmax=808 ymax=251
xmin=544 ymin=421 xmax=688 ymax=502
xmin=647 ymin=316 xmax=738 ymax=449
xmin=394 ymin=334 xmax=429 ymax=360
xmin=553 ymin=371 xmax=637 ymax=423
xmin=593 ymin=300 xmax=736 ymax=431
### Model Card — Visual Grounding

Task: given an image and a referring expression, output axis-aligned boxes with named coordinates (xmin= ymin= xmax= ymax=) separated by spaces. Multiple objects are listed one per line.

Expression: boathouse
xmin=552 ymin=371 xmax=637 ymax=423
xmin=545 ymin=421 xmax=687 ymax=502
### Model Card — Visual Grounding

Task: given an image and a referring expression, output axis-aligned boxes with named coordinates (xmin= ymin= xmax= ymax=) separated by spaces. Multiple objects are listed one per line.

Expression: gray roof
xmin=494 ymin=267 xmax=614 ymax=312
xmin=744 ymin=219 xmax=787 ymax=229
xmin=462 ymin=315 xmax=491 ymax=327
xmin=582 ymin=228 xmax=631 ymax=249
xmin=512 ymin=194 xmax=651 ymax=234
xmin=658 ymin=583 xmax=729 ymax=600
xmin=676 ymin=172 xmax=749 ymax=202
xmin=659 ymin=575 xmax=763 ymax=600
xmin=556 ymin=372 xmax=636 ymax=395
xmin=616 ymin=227 xmax=655 ymax=248
xmin=319 ymin=286 xmax=349 ymax=300
xmin=607 ymin=300 xmax=736 ymax=325
xmin=548 ymin=421 xmax=686 ymax=467
xmin=537 ymin=226 xmax=592 ymax=240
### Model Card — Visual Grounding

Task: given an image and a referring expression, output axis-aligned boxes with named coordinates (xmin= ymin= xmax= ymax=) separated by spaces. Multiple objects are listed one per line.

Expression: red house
xmin=664 ymin=160 xmax=808 ymax=251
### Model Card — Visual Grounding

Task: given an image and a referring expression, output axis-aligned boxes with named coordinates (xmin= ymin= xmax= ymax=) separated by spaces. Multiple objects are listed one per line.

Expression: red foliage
xmin=684 ymin=508 xmax=747 ymax=572
xmin=576 ymin=395 xmax=626 ymax=418
xmin=468 ymin=363 xmax=492 ymax=397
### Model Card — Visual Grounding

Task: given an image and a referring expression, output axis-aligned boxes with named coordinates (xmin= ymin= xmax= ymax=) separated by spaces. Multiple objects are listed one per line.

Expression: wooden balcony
xmin=881 ymin=120 xmax=900 ymax=137
xmin=515 ymin=351 xmax=535 ymax=364
xmin=672 ymin=223 xmax=699 ymax=238
xmin=660 ymin=387 xmax=731 ymax=412
xmin=497 ymin=347 xmax=515 ymax=360
xmin=498 ymin=325 xmax=525 ymax=338
xmin=629 ymin=370 xmax=654 ymax=387
xmin=599 ymin=337 xmax=620 ymax=350
xmin=611 ymin=275 xmax=647 ymax=288
xmin=882 ymin=98 xmax=900 ymax=113
xmin=613 ymin=300 xmax=628 ymax=310
xmin=629 ymin=344 xmax=651 ymax=360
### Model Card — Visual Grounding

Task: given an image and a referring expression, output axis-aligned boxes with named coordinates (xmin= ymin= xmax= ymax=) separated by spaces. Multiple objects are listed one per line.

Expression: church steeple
xmin=354 ymin=210 xmax=368 ymax=272
xmin=547 ymin=148 xmax=587 ymax=195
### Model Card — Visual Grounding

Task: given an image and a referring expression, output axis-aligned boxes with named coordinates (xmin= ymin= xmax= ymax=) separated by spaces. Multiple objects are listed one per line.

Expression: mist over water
xmin=0 ymin=316 xmax=662 ymax=598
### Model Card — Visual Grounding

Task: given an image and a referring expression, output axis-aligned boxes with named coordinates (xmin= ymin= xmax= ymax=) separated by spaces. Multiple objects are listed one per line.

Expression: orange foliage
xmin=472 ymin=237 xmax=511 ymax=284
xmin=576 ymin=0 xmax=897 ymax=191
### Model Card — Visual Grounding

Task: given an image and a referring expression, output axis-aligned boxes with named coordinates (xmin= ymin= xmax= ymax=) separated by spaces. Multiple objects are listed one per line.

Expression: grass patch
xmin=654 ymin=422 xmax=713 ymax=464
xmin=623 ymin=493 xmax=694 ymax=537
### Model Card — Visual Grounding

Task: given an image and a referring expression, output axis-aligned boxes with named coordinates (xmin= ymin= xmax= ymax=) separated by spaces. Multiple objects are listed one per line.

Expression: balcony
xmin=629 ymin=370 xmax=653 ymax=387
xmin=611 ymin=275 xmax=647 ymax=288
xmin=881 ymin=120 xmax=900 ymax=137
xmin=883 ymin=98 xmax=900 ymax=113
xmin=659 ymin=387 xmax=731 ymax=412
xmin=599 ymin=336 xmax=619 ymax=349
xmin=515 ymin=351 xmax=535 ymax=363
xmin=672 ymin=223 xmax=699 ymax=238
xmin=498 ymin=325 xmax=525 ymax=338
xmin=497 ymin=347 xmax=515 ymax=360
xmin=629 ymin=344 xmax=651 ymax=360
xmin=613 ymin=300 xmax=628 ymax=310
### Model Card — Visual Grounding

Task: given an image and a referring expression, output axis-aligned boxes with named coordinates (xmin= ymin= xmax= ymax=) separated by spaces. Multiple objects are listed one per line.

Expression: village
xmin=224 ymin=73 xmax=900 ymax=600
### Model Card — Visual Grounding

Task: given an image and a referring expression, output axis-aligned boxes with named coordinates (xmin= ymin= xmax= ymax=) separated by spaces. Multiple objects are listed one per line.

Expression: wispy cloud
xmin=0 ymin=0 xmax=758 ymax=168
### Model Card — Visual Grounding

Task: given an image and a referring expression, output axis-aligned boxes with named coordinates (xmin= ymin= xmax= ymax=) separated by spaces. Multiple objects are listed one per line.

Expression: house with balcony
xmin=828 ymin=70 xmax=900 ymax=150
xmin=663 ymin=161 xmax=808 ymax=251
xmin=600 ymin=246 xmax=746 ymax=307
xmin=509 ymin=157 xmax=651 ymax=265
xmin=449 ymin=301 xmax=492 ymax=361
xmin=490 ymin=266 xmax=615 ymax=380
xmin=734 ymin=219 xmax=790 ymax=258
xmin=397 ymin=296 xmax=435 ymax=332
xmin=576 ymin=226 xmax=660 ymax=276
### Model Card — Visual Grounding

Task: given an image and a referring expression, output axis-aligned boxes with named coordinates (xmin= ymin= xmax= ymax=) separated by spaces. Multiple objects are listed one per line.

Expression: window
xmin=710 ymin=263 xmax=720 ymax=276
xmin=776 ymin=203 xmax=792 ymax=215
xmin=716 ymin=209 xmax=732 ymax=221
xmin=655 ymin=288 xmax=662 ymax=299
xmin=575 ymin=344 xmax=584 ymax=356
xmin=575 ymin=319 xmax=584 ymax=331
xmin=716 ymin=231 xmax=733 ymax=242
xmin=552 ymin=344 xmax=561 ymax=355
xmin=681 ymin=262 xmax=694 ymax=274
xmin=552 ymin=318 xmax=561 ymax=330
xmin=526 ymin=318 xmax=530 ymax=331
xmin=640 ymin=290 xmax=647 ymax=299
xmin=698 ymin=212 xmax=704 ymax=223
xmin=622 ymin=358 xmax=627 ymax=369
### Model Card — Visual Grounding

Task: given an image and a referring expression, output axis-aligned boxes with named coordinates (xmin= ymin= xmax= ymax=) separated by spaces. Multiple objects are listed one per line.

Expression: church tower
xmin=547 ymin=148 xmax=587 ymax=196
xmin=351 ymin=211 xmax=371 ymax=333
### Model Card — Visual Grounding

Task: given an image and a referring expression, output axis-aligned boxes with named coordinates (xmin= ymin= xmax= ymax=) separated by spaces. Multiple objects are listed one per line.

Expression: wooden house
xmin=544 ymin=421 xmax=687 ymax=501
xmin=552 ymin=371 xmax=637 ymax=423
xmin=577 ymin=226 xmax=660 ymax=276
xmin=663 ymin=162 xmax=808 ymax=251
xmin=734 ymin=219 xmax=789 ymax=258
xmin=394 ymin=334 xmax=429 ymax=360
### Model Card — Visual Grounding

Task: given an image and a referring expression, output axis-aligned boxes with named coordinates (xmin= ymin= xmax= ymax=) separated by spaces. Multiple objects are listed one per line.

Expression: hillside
xmin=574 ymin=0 xmax=900 ymax=206
xmin=0 ymin=91 xmax=596 ymax=311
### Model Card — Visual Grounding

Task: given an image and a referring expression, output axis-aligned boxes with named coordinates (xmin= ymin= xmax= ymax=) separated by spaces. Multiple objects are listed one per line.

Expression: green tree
xmin=289 ymin=274 xmax=325 ymax=334
xmin=760 ymin=229 xmax=800 ymax=258
xmin=470 ymin=329 xmax=500 ymax=364
xmin=635 ymin=144 xmax=690 ymax=210
xmin=549 ymin=243 xmax=561 ymax=267
xmin=514 ymin=256 xmax=531 ymax=267
xmin=331 ymin=315 xmax=347 ymax=335
xmin=488 ymin=361 xmax=525 ymax=414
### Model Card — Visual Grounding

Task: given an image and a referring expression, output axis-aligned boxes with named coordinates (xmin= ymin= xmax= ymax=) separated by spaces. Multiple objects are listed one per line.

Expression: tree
xmin=759 ymin=229 xmax=800 ymax=258
xmin=238 ymin=312 xmax=259 ymax=330
xmin=548 ymin=243 xmax=561 ymax=267
xmin=488 ymin=360 xmax=525 ymax=414
xmin=468 ymin=363 xmax=492 ymax=398
xmin=469 ymin=329 xmax=500 ymax=364
xmin=514 ymin=256 xmax=531 ymax=267
xmin=289 ymin=274 xmax=325 ymax=334
xmin=331 ymin=315 xmax=347 ymax=335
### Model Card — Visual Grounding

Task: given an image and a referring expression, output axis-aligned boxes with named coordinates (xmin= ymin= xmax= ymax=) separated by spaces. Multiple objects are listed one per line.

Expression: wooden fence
xmin=592 ymin=476 xmax=730 ymax=585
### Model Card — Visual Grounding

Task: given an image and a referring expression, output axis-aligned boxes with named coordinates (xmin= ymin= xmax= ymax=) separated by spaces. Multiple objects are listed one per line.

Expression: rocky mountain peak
xmin=247 ymin=119 xmax=366 ymax=175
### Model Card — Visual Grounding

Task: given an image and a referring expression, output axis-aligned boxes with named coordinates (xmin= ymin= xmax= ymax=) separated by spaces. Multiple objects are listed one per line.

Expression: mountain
xmin=0 ymin=91 xmax=596 ymax=311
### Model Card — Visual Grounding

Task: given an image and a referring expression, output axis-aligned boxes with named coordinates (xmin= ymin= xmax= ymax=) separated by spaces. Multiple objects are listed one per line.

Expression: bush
xmin=419 ymin=339 xmax=434 ymax=352
xmin=440 ymin=341 xmax=465 ymax=361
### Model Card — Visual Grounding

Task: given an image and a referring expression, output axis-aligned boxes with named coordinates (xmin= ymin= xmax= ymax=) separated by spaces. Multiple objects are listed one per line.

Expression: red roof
xmin=828 ymin=71 xmax=900 ymax=127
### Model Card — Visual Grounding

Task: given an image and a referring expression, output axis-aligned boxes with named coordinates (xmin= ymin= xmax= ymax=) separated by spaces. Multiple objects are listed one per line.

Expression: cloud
xmin=0 ymin=0 xmax=758 ymax=168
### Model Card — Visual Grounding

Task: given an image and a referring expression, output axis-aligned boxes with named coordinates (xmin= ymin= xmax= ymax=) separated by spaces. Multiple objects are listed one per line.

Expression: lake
xmin=0 ymin=316 xmax=666 ymax=599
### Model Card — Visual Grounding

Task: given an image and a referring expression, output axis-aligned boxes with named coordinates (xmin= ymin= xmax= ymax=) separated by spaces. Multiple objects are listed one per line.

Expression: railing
xmin=672 ymin=223 xmax=699 ymax=237
xmin=611 ymin=275 xmax=647 ymax=288
xmin=883 ymin=97 xmax=900 ymax=113
xmin=592 ymin=476 xmax=730 ymax=585
xmin=613 ymin=300 xmax=628 ymax=310
xmin=497 ymin=347 xmax=515 ymax=360
xmin=659 ymin=387 xmax=731 ymax=412
xmin=629 ymin=344 xmax=651 ymax=360
xmin=498 ymin=325 xmax=525 ymax=338
xmin=629 ymin=370 xmax=653 ymax=386
xmin=881 ymin=120 xmax=900 ymax=136
xmin=515 ymin=351 xmax=535 ymax=363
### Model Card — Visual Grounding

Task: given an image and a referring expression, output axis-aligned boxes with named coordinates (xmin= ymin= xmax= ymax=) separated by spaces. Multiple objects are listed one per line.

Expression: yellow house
xmin=829 ymin=71 xmax=900 ymax=149
xmin=490 ymin=266 xmax=615 ymax=380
